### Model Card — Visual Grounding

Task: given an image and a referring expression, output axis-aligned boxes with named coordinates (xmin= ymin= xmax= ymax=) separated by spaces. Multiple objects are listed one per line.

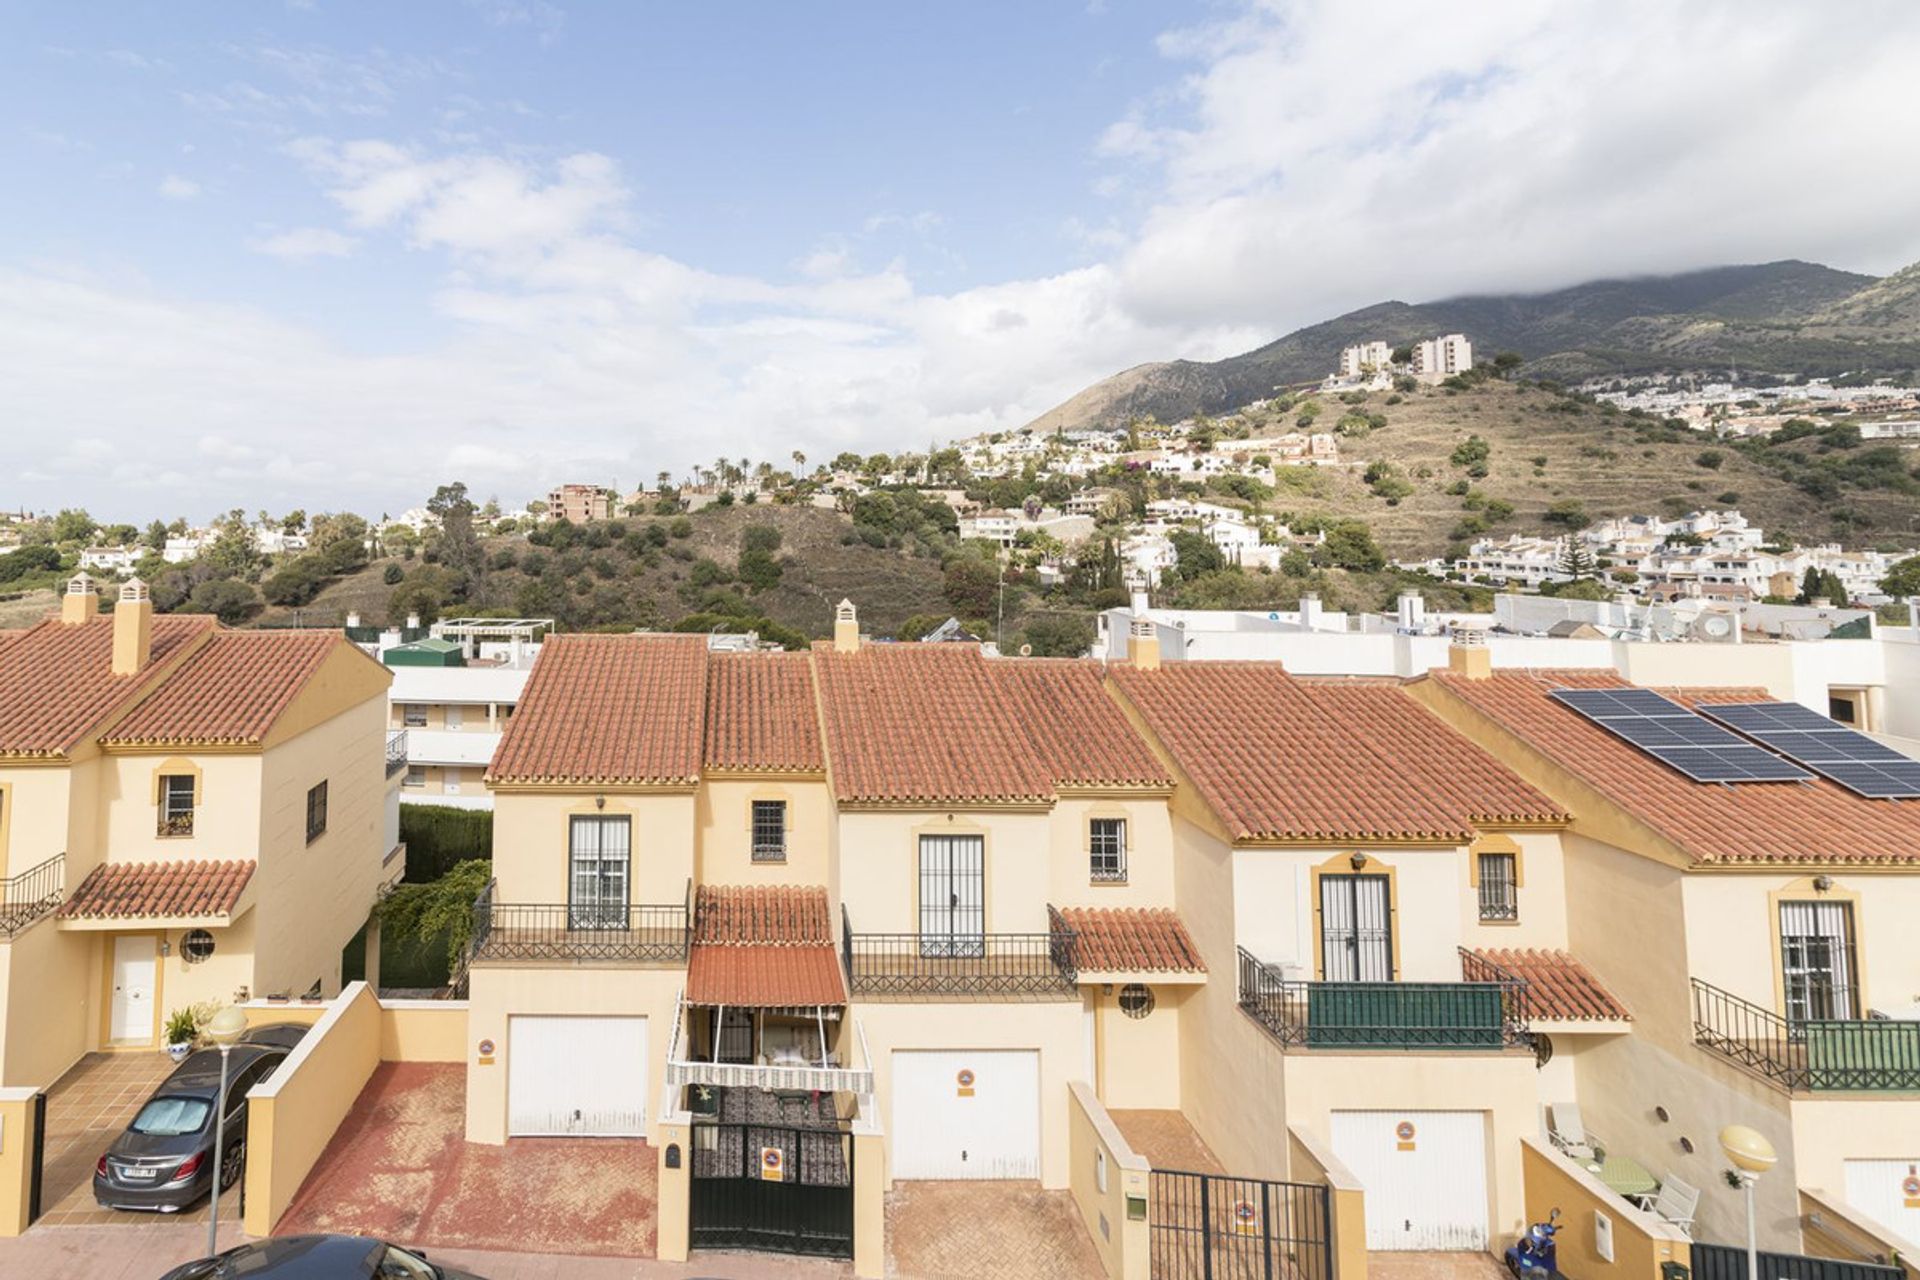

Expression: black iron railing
xmin=384 ymin=731 xmax=409 ymax=778
xmin=842 ymin=903 xmax=1078 ymax=998
xmin=0 ymin=853 xmax=65 ymax=938
xmin=471 ymin=879 xmax=691 ymax=964
xmin=1150 ymin=1167 xmax=1332 ymax=1280
xmin=1238 ymin=946 xmax=1531 ymax=1049
xmin=1693 ymin=1241 xmax=1902 ymax=1280
xmin=1692 ymin=977 xmax=1920 ymax=1092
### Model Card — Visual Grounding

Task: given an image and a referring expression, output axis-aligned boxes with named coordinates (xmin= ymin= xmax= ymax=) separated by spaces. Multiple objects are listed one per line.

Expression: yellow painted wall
xmin=1289 ymin=1124 xmax=1368 ymax=1280
xmin=838 ymin=808 xmax=1052 ymax=934
xmin=854 ymin=997 xmax=1083 ymax=1189
xmin=490 ymin=790 xmax=695 ymax=906
xmin=153 ymin=911 xmax=261 ymax=1024
xmin=1047 ymin=796 xmax=1177 ymax=911
xmin=242 ymin=982 xmax=382 ymax=1235
xmin=1522 ymin=1137 xmax=1689 ymax=1280
xmin=1090 ymin=982 xmax=1186 ymax=1109
xmin=0 ymin=919 xmax=94 ymax=1086
xmin=93 ymin=751 xmax=263 ymax=872
xmin=1799 ymin=1188 xmax=1920 ymax=1279
xmin=1456 ymin=831 xmax=1572 ymax=952
xmin=853 ymin=1128 xmax=887 ymax=1279
xmin=0 ymin=1088 xmax=40 ymax=1237
xmin=656 ymin=1116 xmax=690 ymax=1262
xmin=1069 ymin=1080 xmax=1151 ymax=1280
xmin=379 ymin=1001 xmax=468 ymax=1062
xmin=695 ymin=776 xmax=834 ymax=897
xmin=1791 ymin=1097 xmax=1920 ymax=1208
xmin=0 ymin=765 xmax=77 ymax=879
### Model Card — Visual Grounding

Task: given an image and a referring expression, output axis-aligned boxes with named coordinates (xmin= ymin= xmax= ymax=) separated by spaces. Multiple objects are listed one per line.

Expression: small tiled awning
xmin=686 ymin=884 xmax=848 ymax=1007
xmin=1059 ymin=907 xmax=1207 ymax=978
xmin=60 ymin=859 xmax=255 ymax=923
xmin=1471 ymin=947 xmax=1630 ymax=1023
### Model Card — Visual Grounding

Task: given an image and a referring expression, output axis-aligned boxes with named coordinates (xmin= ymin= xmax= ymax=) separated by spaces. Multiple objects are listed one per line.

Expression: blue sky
xmin=4 ymin=0 xmax=1919 ymax=521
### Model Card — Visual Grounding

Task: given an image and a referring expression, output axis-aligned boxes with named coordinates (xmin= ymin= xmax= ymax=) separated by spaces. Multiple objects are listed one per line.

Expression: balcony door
xmin=919 ymin=834 xmax=985 ymax=959
xmin=569 ymin=815 xmax=631 ymax=930
xmin=1321 ymin=873 xmax=1393 ymax=982
xmin=1780 ymin=900 xmax=1856 ymax=1021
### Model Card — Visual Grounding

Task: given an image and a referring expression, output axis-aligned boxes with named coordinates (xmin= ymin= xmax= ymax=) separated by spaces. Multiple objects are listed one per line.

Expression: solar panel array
xmin=1696 ymin=701 xmax=1920 ymax=799
xmin=1547 ymin=687 xmax=1815 ymax=784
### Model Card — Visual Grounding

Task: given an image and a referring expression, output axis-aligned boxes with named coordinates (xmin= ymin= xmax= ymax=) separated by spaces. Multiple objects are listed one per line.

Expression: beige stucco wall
xmin=838 ymin=808 xmax=1053 ymax=934
xmin=0 ymin=1087 xmax=40 ymax=1237
xmin=854 ymin=997 xmax=1083 ymax=1190
xmin=1068 ymin=1080 xmax=1151 ymax=1280
xmin=1791 ymin=1097 xmax=1920 ymax=1208
xmin=1046 ymin=796 xmax=1176 ymax=911
xmin=0 ymin=764 xmax=79 ymax=879
xmin=1456 ymin=831 xmax=1571 ymax=952
xmin=0 ymin=919 xmax=94 ymax=1086
xmin=695 ymin=776 xmax=834 ymax=897
xmin=1522 ymin=1137 xmax=1690 ymax=1280
xmin=490 ymin=790 xmax=695 ymax=907
xmin=380 ymin=1000 xmax=469 ymax=1062
xmin=1090 ymin=982 xmax=1187 ymax=1109
xmin=462 ymin=963 xmax=683 ymax=1145
xmin=91 ymin=751 xmax=264 ymax=878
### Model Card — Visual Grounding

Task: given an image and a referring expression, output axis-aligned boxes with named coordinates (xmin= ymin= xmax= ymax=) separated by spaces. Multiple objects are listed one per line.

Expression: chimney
xmin=1299 ymin=592 xmax=1323 ymax=630
xmin=1447 ymin=623 xmax=1492 ymax=680
xmin=1127 ymin=589 xmax=1160 ymax=670
xmin=113 ymin=578 xmax=154 ymax=676
xmin=1397 ymin=591 xmax=1425 ymax=632
xmin=833 ymin=599 xmax=860 ymax=654
xmin=60 ymin=572 xmax=98 ymax=626
xmin=346 ymin=611 xmax=362 ymax=629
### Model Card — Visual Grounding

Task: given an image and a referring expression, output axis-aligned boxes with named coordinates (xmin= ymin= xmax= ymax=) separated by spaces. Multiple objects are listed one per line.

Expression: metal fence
xmin=1692 ymin=978 xmax=1920 ymax=1091
xmin=689 ymin=1119 xmax=854 ymax=1259
xmin=0 ymin=854 xmax=64 ymax=938
xmin=1692 ymin=1242 xmax=1903 ymax=1280
xmin=1239 ymin=947 xmax=1530 ymax=1050
xmin=1149 ymin=1167 xmax=1331 ymax=1280
xmin=470 ymin=880 xmax=691 ymax=964
xmin=384 ymin=731 xmax=409 ymax=778
xmin=842 ymin=903 xmax=1078 ymax=998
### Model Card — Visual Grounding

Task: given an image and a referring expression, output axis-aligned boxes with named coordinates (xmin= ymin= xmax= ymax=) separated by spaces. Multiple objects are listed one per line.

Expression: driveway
xmin=34 ymin=1050 xmax=242 ymax=1229
xmin=1368 ymin=1251 xmax=1510 ymax=1280
xmin=885 ymin=1181 xmax=1103 ymax=1280
xmin=276 ymin=1062 xmax=659 ymax=1257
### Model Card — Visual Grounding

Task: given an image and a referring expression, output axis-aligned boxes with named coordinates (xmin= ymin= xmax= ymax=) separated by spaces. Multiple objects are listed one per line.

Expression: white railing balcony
xmin=664 ymin=996 xmax=875 ymax=1097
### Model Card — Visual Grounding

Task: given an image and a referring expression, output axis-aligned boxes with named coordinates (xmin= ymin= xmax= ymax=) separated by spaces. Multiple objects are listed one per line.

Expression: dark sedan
xmin=158 ymin=1234 xmax=488 ymax=1279
xmin=93 ymin=1042 xmax=286 ymax=1212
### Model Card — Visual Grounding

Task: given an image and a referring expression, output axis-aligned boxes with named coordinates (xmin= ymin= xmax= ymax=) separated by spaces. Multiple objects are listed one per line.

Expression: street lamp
xmin=205 ymin=1005 xmax=249 ymax=1257
xmin=1720 ymin=1124 xmax=1778 ymax=1280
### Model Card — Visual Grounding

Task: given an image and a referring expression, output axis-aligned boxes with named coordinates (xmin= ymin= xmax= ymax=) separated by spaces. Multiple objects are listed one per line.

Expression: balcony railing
xmin=384 ymin=731 xmax=409 ymax=778
xmin=0 ymin=853 xmax=65 ymax=938
xmin=470 ymin=878 xmax=691 ymax=965
xmin=664 ymin=994 xmax=876 ymax=1096
xmin=841 ymin=904 xmax=1078 ymax=998
xmin=1692 ymin=978 xmax=1920 ymax=1092
xmin=1238 ymin=947 xmax=1532 ymax=1050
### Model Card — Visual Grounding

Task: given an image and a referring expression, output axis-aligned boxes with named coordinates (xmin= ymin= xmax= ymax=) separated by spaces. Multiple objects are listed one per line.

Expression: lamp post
xmin=204 ymin=1005 xmax=249 ymax=1257
xmin=1720 ymin=1124 xmax=1778 ymax=1280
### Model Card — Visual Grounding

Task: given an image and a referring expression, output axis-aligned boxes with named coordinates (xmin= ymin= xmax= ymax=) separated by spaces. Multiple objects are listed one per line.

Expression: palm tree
xmin=792 ymin=450 xmax=807 ymax=473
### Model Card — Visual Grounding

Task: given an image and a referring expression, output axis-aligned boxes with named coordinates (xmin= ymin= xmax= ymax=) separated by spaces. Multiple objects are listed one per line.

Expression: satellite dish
xmin=1692 ymin=613 xmax=1736 ymax=643
xmin=1018 ymin=644 xmax=1033 ymax=657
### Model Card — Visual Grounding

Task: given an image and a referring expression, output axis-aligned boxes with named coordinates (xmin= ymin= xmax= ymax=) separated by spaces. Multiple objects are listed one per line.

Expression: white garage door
xmin=892 ymin=1049 xmax=1039 ymax=1179
xmin=1846 ymin=1159 xmax=1920 ymax=1244
xmin=508 ymin=1015 xmax=648 ymax=1137
xmin=1331 ymin=1110 xmax=1488 ymax=1251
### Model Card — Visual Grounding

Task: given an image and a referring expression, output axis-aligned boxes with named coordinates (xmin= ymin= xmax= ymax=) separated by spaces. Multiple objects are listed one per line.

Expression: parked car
xmin=157 ymin=1234 xmax=487 ymax=1279
xmin=93 ymin=1043 xmax=287 ymax=1212
xmin=238 ymin=1021 xmax=312 ymax=1053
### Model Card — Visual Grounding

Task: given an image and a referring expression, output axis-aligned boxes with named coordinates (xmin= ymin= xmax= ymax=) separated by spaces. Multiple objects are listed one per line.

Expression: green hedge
xmin=399 ymin=804 xmax=493 ymax=881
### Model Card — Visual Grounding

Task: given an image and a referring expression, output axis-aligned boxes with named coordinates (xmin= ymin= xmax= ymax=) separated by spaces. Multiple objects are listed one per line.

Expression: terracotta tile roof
xmin=987 ymin=661 xmax=1172 ymax=790
xmin=812 ymin=643 xmax=1056 ymax=805
xmin=688 ymin=886 xmax=846 ymax=1006
xmin=1109 ymin=663 xmax=1564 ymax=842
xmin=0 ymin=616 xmax=215 ymax=756
xmin=103 ymin=630 xmax=352 ymax=745
xmin=60 ymin=859 xmax=255 ymax=920
xmin=1060 ymin=907 xmax=1206 ymax=973
xmin=1471 ymin=947 xmax=1630 ymax=1022
xmin=489 ymin=633 xmax=708 ymax=786
xmin=1430 ymin=669 xmax=1920 ymax=864
xmin=703 ymin=652 xmax=823 ymax=773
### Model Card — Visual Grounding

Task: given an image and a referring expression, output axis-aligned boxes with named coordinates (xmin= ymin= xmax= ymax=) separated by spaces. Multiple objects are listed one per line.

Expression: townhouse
xmin=0 ymin=574 xmax=397 ymax=1086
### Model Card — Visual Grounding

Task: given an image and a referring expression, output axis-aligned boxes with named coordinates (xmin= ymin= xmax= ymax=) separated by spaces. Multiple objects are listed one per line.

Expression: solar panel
xmin=1696 ymin=701 xmax=1920 ymax=799
xmin=1548 ymin=687 xmax=1815 ymax=784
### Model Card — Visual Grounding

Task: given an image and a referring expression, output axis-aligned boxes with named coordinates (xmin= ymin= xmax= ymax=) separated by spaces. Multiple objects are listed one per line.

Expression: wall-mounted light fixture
xmin=1813 ymin=875 xmax=1834 ymax=893
xmin=1349 ymin=851 xmax=1369 ymax=871
xmin=595 ymin=794 xmax=606 ymax=810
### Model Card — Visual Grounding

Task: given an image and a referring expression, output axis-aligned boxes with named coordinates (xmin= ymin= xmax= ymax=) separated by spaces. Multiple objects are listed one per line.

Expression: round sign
xmin=763 ymin=1148 xmax=784 ymax=1171
xmin=1395 ymin=1121 xmax=1416 ymax=1141
xmin=957 ymin=1069 xmax=976 ymax=1088
xmin=477 ymin=1038 xmax=496 ymax=1056
xmin=1235 ymin=1201 xmax=1257 ymax=1222
xmin=1903 ymin=1176 xmax=1920 ymax=1197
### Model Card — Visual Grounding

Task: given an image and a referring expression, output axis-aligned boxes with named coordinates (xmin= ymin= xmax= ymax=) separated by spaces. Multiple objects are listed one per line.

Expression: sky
xmin=4 ymin=0 xmax=1920 ymax=523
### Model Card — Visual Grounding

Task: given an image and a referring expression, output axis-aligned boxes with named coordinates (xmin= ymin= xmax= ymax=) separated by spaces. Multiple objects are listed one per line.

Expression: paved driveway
xmin=885 ymin=1181 xmax=1103 ymax=1280
xmin=276 ymin=1062 xmax=659 ymax=1257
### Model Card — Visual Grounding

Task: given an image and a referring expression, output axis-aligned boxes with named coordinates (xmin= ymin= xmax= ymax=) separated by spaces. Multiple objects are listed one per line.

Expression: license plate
xmin=120 ymin=1167 xmax=157 ymax=1181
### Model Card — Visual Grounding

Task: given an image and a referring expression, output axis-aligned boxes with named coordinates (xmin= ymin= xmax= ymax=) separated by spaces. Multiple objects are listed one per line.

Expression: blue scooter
xmin=1505 ymin=1207 xmax=1561 ymax=1280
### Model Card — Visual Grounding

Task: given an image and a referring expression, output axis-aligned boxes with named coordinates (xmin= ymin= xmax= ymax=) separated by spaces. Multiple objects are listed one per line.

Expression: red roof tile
xmin=1472 ymin=947 xmax=1630 ymax=1021
xmin=988 ymin=661 xmax=1172 ymax=790
xmin=489 ymin=633 xmax=708 ymax=786
xmin=1060 ymin=907 xmax=1206 ymax=973
xmin=103 ymin=630 xmax=353 ymax=745
xmin=688 ymin=886 xmax=846 ymax=1006
xmin=0 ymin=616 xmax=215 ymax=756
xmin=812 ymin=644 xmax=1056 ymax=805
xmin=1109 ymin=664 xmax=1564 ymax=842
xmin=61 ymin=859 xmax=254 ymax=920
xmin=1431 ymin=669 xmax=1920 ymax=864
xmin=703 ymin=652 xmax=823 ymax=773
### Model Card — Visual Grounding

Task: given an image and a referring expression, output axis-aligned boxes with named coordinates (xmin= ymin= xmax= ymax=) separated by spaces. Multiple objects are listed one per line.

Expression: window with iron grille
xmin=1477 ymin=852 xmax=1518 ymax=922
xmin=158 ymin=774 xmax=195 ymax=838
xmin=403 ymin=704 xmax=427 ymax=728
xmin=751 ymin=800 xmax=787 ymax=862
xmin=1090 ymin=817 xmax=1127 ymax=882
xmin=305 ymin=780 xmax=328 ymax=844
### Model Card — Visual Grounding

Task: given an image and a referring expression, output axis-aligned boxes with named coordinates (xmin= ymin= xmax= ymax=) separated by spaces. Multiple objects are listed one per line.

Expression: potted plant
xmin=163 ymin=1007 xmax=199 ymax=1063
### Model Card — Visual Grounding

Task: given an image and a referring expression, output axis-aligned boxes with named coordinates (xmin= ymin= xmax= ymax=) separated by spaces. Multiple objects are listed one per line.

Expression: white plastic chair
xmin=1547 ymin=1102 xmax=1604 ymax=1163
xmin=1635 ymin=1176 xmax=1700 ymax=1235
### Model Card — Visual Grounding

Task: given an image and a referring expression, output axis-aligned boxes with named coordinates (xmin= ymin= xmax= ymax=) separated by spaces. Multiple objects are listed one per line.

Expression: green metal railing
xmin=1693 ymin=978 xmax=1920 ymax=1092
xmin=1238 ymin=947 xmax=1530 ymax=1050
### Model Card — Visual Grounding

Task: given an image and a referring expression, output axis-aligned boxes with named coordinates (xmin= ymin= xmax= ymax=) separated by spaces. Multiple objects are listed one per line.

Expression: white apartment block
xmin=1411 ymin=333 xmax=1474 ymax=380
xmin=1338 ymin=340 xmax=1393 ymax=378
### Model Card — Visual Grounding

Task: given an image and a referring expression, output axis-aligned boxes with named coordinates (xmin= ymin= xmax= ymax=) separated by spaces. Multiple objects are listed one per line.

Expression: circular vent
xmin=1119 ymin=984 xmax=1155 ymax=1020
xmin=182 ymin=929 xmax=216 ymax=964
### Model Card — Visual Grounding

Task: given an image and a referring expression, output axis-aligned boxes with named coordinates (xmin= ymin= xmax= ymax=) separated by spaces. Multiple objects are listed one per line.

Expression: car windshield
xmin=375 ymin=1246 xmax=439 ymax=1279
xmin=130 ymin=1095 xmax=210 ymax=1136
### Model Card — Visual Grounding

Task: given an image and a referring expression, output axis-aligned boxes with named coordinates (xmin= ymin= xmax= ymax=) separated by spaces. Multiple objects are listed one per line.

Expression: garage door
xmin=891 ymin=1049 xmax=1039 ymax=1179
xmin=1846 ymin=1159 xmax=1920 ymax=1244
xmin=508 ymin=1015 xmax=648 ymax=1137
xmin=1331 ymin=1110 xmax=1488 ymax=1251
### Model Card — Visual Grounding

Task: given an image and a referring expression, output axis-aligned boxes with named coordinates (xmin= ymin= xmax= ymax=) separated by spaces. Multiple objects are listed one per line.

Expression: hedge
xmin=399 ymin=803 xmax=493 ymax=881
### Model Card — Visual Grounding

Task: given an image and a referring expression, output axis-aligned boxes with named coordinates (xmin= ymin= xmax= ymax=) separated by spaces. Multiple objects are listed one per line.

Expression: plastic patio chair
xmin=1635 ymin=1175 xmax=1700 ymax=1234
xmin=1547 ymin=1102 xmax=1605 ymax=1163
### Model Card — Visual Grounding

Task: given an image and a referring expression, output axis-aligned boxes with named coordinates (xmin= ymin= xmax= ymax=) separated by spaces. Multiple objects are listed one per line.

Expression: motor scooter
xmin=1505 ymin=1207 xmax=1561 ymax=1280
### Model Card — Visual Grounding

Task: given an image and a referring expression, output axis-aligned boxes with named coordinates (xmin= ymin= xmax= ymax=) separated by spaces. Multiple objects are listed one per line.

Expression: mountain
xmin=1028 ymin=259 xmax=1920 ymax=433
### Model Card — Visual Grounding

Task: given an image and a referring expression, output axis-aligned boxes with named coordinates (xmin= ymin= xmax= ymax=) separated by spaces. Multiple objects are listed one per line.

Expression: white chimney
xmin=1299 ymin=593 xmax=1323 ymax=629
xmin=346 ymin=611 xmax=362 ymax=629
xmin=406 ymin=612 xmax=422 ymax=630
xmin=1397 ymin=591 xmax=1425 ymax=632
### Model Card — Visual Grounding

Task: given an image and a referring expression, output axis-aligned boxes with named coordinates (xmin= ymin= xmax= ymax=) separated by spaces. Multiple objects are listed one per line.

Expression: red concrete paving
xmin=885 ymin=1181 xmax=1103 ymax=1279
xmin=276 ymin=1061 xmax=658 ymax=1257
xmin=1367 ymin=1250 xmax=1509 ymax=1280
xmin=1110 ymin=1109 xmax=1226 ymax=1174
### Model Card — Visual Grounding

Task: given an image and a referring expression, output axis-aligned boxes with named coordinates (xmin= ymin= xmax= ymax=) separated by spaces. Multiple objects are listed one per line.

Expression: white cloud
xmin=157 ymin=174 xmax=201 ymax=201
xmin=249 ymin=227 xmax=359 ymax=260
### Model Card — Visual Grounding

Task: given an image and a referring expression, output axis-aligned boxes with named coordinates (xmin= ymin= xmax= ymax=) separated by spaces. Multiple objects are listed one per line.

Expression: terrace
xmin=1692 ymin=978 xmax=1920 ymax=1092
xmin=467 ymin=878 xmax=691 ymax=965
xmin=1237 ymin=946 xmax=1533 ymax=1051
xmin=840 ymin=904 xmax=1079 ymax=999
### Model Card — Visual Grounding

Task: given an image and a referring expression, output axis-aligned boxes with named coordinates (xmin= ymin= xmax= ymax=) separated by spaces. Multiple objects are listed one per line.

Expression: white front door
xmin=1845 ymin=1159 xmax=1920 ymax=1244
xmin=1331 ymin=1110 xmax=1489 ymax=1251
xmin=110 ymin=935 xmax=158 ymax=1043
xmin=507 ymin=1015 xmax=648 ymax=1137
xmin=891 ymin=1049 xmax=1039 ymax=1179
